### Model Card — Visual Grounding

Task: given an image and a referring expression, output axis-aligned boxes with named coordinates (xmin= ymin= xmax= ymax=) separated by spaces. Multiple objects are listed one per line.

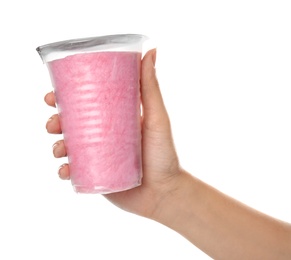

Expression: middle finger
xmin=46 ymin=114 xmax=62 ymax=134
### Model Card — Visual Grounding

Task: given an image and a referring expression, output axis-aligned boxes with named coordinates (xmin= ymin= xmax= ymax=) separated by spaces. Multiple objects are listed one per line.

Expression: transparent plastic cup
xmin=37 ymin=34 xmax=148 ymax=194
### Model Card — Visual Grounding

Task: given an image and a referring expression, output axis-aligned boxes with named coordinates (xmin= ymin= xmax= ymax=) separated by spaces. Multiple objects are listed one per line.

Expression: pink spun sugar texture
xmin=48 ymin=51 xmax=143 ymax=194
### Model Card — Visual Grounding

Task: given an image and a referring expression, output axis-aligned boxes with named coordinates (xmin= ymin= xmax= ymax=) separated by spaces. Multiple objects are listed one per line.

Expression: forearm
xmin=151 ymin=169 xmax=291 ymax=259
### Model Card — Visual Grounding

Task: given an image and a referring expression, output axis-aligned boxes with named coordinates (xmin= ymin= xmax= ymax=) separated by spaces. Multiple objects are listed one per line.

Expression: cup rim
xmin=36 ymin=34 xmax=148 ymax=63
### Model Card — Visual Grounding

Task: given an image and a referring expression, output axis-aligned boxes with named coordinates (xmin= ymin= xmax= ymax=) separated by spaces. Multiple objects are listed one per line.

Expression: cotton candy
xmin=48 ymin=51 xmax=143 ymax=194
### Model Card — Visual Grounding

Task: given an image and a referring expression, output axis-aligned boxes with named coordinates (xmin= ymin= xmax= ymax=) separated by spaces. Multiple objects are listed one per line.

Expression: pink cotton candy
xmin=48 ymin=51 xmax=143 ymax=194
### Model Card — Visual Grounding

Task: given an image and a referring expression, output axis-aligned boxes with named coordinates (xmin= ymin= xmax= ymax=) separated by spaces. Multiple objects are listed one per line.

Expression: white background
xmin=1 ymin=0 xmax=291 ymax=259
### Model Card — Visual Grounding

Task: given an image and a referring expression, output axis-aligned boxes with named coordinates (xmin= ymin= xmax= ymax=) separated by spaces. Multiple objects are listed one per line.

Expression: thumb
xmin=141 ymin=49 xmax=170 ymax=132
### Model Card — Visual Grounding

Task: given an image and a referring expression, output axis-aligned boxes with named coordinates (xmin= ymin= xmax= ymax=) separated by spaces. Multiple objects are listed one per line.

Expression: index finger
xmin=44 ymin=91 xmax=56 ymax=107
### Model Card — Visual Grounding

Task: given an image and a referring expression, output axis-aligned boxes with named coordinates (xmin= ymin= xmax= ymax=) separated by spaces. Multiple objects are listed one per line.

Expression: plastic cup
xmin=37 ymin=34 xmax=148 ymax=194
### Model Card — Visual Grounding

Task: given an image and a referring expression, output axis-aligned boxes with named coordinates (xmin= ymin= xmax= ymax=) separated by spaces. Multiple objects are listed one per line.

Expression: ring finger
xmin=53 ymin=140 xmax=67 ymax=158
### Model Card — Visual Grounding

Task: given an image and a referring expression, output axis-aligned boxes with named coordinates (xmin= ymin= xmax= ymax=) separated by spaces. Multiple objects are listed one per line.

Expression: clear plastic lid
xmin=36 ymin=34 xmax=148 ymax=63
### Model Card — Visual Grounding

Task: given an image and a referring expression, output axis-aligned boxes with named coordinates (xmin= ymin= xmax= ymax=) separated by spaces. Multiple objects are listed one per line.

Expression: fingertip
xmin=58 ymin=163 xmax=70 ymax=180
xmin=143 ymin=48 xmax=156 ymax=66
xmin=46 ymin=114 xmax=62 ymax=134
xmin=52 ymin=140 xmax=67 ymax=158
xmin=44 ymin=91 xmax=56 ymax=107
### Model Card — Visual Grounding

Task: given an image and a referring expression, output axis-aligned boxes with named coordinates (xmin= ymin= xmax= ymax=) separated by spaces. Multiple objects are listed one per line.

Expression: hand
xmin=45 ymin=49 xmax=181 ymax=218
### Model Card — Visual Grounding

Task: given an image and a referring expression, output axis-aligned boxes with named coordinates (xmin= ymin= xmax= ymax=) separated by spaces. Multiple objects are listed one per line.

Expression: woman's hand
xmin=45 ymin=49 xmax=181 ymax=218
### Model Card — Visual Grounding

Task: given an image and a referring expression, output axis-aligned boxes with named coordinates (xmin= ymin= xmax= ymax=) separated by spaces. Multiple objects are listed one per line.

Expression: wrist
xmin=149 ymin=168 xmax=196 ymax=226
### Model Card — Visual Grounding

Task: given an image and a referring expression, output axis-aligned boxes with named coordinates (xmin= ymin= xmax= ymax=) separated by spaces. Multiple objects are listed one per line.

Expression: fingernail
xmin=152 ymin=49 xmax=157 ymax=66
xmin=58 ymin=164 xmax=69 ymax=179
xmin=52 ymin=142 xmax=60 ymax=157
xmin=48 ymin=115 xmax=54 ymax=122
